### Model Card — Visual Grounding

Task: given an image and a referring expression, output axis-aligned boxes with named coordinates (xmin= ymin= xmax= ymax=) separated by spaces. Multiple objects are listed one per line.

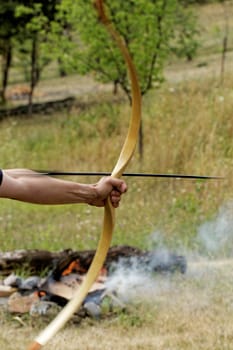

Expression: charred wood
xmin=0 ymin=245 xmax=187 ymax=277
xmin=0 ymin=246 xmax=143 ymax=276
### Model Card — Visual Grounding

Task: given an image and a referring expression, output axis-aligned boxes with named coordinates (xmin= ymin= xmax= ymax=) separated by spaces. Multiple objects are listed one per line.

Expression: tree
xmin=0 ymin=38 xmax=12 ymax=104
xmin=58 ymin=0 xmax=177 ymax=101
xmin=170 ymin=4 xmax=199 ymax=61
xmin=0 ymin=1 xmax=23 ymax=104
xmin=15 ymin=1 xmax=60 ymax=114
xmin=56 ymin=0 xmax=199 ymax=158
xmin=0 ymin=1 xmax=61 ymax=108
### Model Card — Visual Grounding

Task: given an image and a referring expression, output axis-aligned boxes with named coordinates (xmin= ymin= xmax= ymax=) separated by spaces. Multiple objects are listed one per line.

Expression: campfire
xmin=0 ymin=245 xmax=186 ymax=319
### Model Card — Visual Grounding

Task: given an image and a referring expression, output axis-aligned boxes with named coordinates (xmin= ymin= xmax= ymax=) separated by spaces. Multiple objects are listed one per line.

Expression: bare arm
xmin=0 ymin=169 xmax=127 ymax=207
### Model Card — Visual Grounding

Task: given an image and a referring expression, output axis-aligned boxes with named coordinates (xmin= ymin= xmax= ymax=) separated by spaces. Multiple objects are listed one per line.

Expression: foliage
xmin=14 ymin=1 xmax=59 ymax=81
xmin=47 ymin=0 xmax=200 ymax=159
xmin=0 ymin=1 xmax=26 ymax=102
xmin=54 ymin=0 xmax=199 ymax=101
xmin=0 ymin=0 xmax=201 ymax=106
xmin=170 ymin=5 xmax=200 ymax=61
xmin=0 ymin=0 xmax=60 ymax=105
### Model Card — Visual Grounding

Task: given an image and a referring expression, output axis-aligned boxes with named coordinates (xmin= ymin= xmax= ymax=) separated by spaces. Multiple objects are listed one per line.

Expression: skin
xmin=0 ymin=169 xmax=127 ymax=208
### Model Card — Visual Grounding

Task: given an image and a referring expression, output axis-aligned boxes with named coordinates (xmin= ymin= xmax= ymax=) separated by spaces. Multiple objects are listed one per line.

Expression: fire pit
xmin=0 ymin=245 xmax=187 ymax=318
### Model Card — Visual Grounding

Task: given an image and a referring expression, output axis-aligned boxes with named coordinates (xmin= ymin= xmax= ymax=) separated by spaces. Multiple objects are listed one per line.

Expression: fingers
xmin=106 ymin=178 xmax=127 ymax=208
xmin=94 ymin=176 xmax=127 ymax=208
xmin=110 ymin=189 xmax=122 ymax=208
xmin=108 ymin=177 xmax=127 ymax=194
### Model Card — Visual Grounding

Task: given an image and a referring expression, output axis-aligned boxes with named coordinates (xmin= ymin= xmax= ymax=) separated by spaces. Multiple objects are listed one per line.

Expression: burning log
xmin=0 ymin=245 xmax=186 ymax=275
xmin=0 ymin=246 xmax=144 ymax=276
xmin=0 ymin=246 xmax=187 ymax=317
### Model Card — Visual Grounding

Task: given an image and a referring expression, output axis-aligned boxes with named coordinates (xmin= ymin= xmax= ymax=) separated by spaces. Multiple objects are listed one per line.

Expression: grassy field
xmin=1 ymin=69 xmax=233 ymax=252
xmin=1 ymin=2 xmax=233 ymax=349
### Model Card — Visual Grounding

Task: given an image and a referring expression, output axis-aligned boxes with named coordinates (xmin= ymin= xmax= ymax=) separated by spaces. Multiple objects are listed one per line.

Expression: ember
xmin=0 ymin=245 xmax=186 ymax=319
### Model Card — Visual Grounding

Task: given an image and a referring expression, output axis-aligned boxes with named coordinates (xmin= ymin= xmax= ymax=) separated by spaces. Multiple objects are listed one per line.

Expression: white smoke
xmin=197 ymin=201 xmax=233 ymax=257
xmin=105 ymin=201 xmax=233 ymax=306
xmin=105 ymin=247 xmax=178 ymax=304
xmin=106 ymin=264 xmax=158 ymax=303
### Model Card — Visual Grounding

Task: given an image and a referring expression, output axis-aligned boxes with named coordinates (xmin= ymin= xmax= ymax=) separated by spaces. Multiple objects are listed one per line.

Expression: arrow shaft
xmin=33 ymin=170 xmax=223 ymax=180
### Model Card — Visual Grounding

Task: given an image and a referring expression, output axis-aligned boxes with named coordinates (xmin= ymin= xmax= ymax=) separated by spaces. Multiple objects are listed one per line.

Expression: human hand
xmin=92 ymin=176 xmax=127 ymax=208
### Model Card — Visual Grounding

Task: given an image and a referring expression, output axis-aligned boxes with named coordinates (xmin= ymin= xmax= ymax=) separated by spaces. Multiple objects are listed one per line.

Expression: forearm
xmin=0 ymin=169 xmax=98 ymax=205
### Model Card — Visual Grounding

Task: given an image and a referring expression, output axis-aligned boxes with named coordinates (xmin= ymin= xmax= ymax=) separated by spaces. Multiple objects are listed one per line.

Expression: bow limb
xmin=27 ymin=200 xmax=114 ymax=350
xmin=27 ymin=1 xmax=141 ymax=349
xmin=95 ymin=0 xmax=141 ymax=178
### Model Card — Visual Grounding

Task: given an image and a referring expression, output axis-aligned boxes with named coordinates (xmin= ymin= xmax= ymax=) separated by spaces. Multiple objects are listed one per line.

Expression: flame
xmin=61 ymin=260 xmax=86 ymax=276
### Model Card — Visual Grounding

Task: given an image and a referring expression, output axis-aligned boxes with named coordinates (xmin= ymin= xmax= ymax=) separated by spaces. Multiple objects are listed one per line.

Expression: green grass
xmin=0 ymin=70 xmax=233 ymax=252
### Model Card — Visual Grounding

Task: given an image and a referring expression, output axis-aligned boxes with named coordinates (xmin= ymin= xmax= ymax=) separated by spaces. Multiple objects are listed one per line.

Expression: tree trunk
xmin=220 ymin=0 xmax=229 ymax=85
xmin=138 ymin=119 xmax=143 ymax=161
xmin=57 ymin=57 xmax=67 ymax=77
xmin=28 ymin=36 xmax=40 ymax=116
xmin=0 ymin=40 xmax=12 ymax=104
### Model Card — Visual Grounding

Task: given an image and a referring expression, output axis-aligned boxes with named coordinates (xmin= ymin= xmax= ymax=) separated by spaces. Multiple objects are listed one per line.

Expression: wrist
xmin=82 ymin=184 xmax=98 ymax=205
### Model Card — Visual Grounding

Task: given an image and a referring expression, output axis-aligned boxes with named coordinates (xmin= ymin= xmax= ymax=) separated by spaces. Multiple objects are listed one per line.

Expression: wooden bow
xmin=27 ymin=1 xmax=141 ymax=349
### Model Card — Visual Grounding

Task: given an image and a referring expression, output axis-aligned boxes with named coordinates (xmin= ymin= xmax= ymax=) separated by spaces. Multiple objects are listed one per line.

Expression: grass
xmin=1 ymin=73 xmax=232 ymax=251
xmin=197 ymin=1 xmax=233 ymax=56
xmin=1 ymin=2 xmax=233 ymax=349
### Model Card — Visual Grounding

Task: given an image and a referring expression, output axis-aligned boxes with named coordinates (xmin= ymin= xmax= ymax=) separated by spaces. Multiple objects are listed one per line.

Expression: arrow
xmin=32 ymin=170 xmax=223 ymax=180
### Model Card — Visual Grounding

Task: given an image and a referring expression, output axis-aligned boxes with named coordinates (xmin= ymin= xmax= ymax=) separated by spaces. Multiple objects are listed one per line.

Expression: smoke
xmin=196 ymin=200 xmax=233 ymax=257
xmin=106 ymin=261 xmax=159 ymax=303
xmin=105 ymin=247 xmax=180 ymax=304
xmin=105 ymin=201 xmax=233 ymax=306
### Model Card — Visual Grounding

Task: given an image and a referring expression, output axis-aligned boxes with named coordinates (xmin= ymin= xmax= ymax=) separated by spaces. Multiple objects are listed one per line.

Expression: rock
xmin=4 ymin=273 xmax=22 ymax=287
xmin=0 ymin=285 xmax=17 ymax=297
xmin=83 ymin=301 xmax=101 ymax=319
xmin=7 ymin=292 xmax=39 ymax=314
xmin=19 ymin=276 xmax=42 ymax=290
xmin=30 ymin=300 xmax=60 ymax=316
